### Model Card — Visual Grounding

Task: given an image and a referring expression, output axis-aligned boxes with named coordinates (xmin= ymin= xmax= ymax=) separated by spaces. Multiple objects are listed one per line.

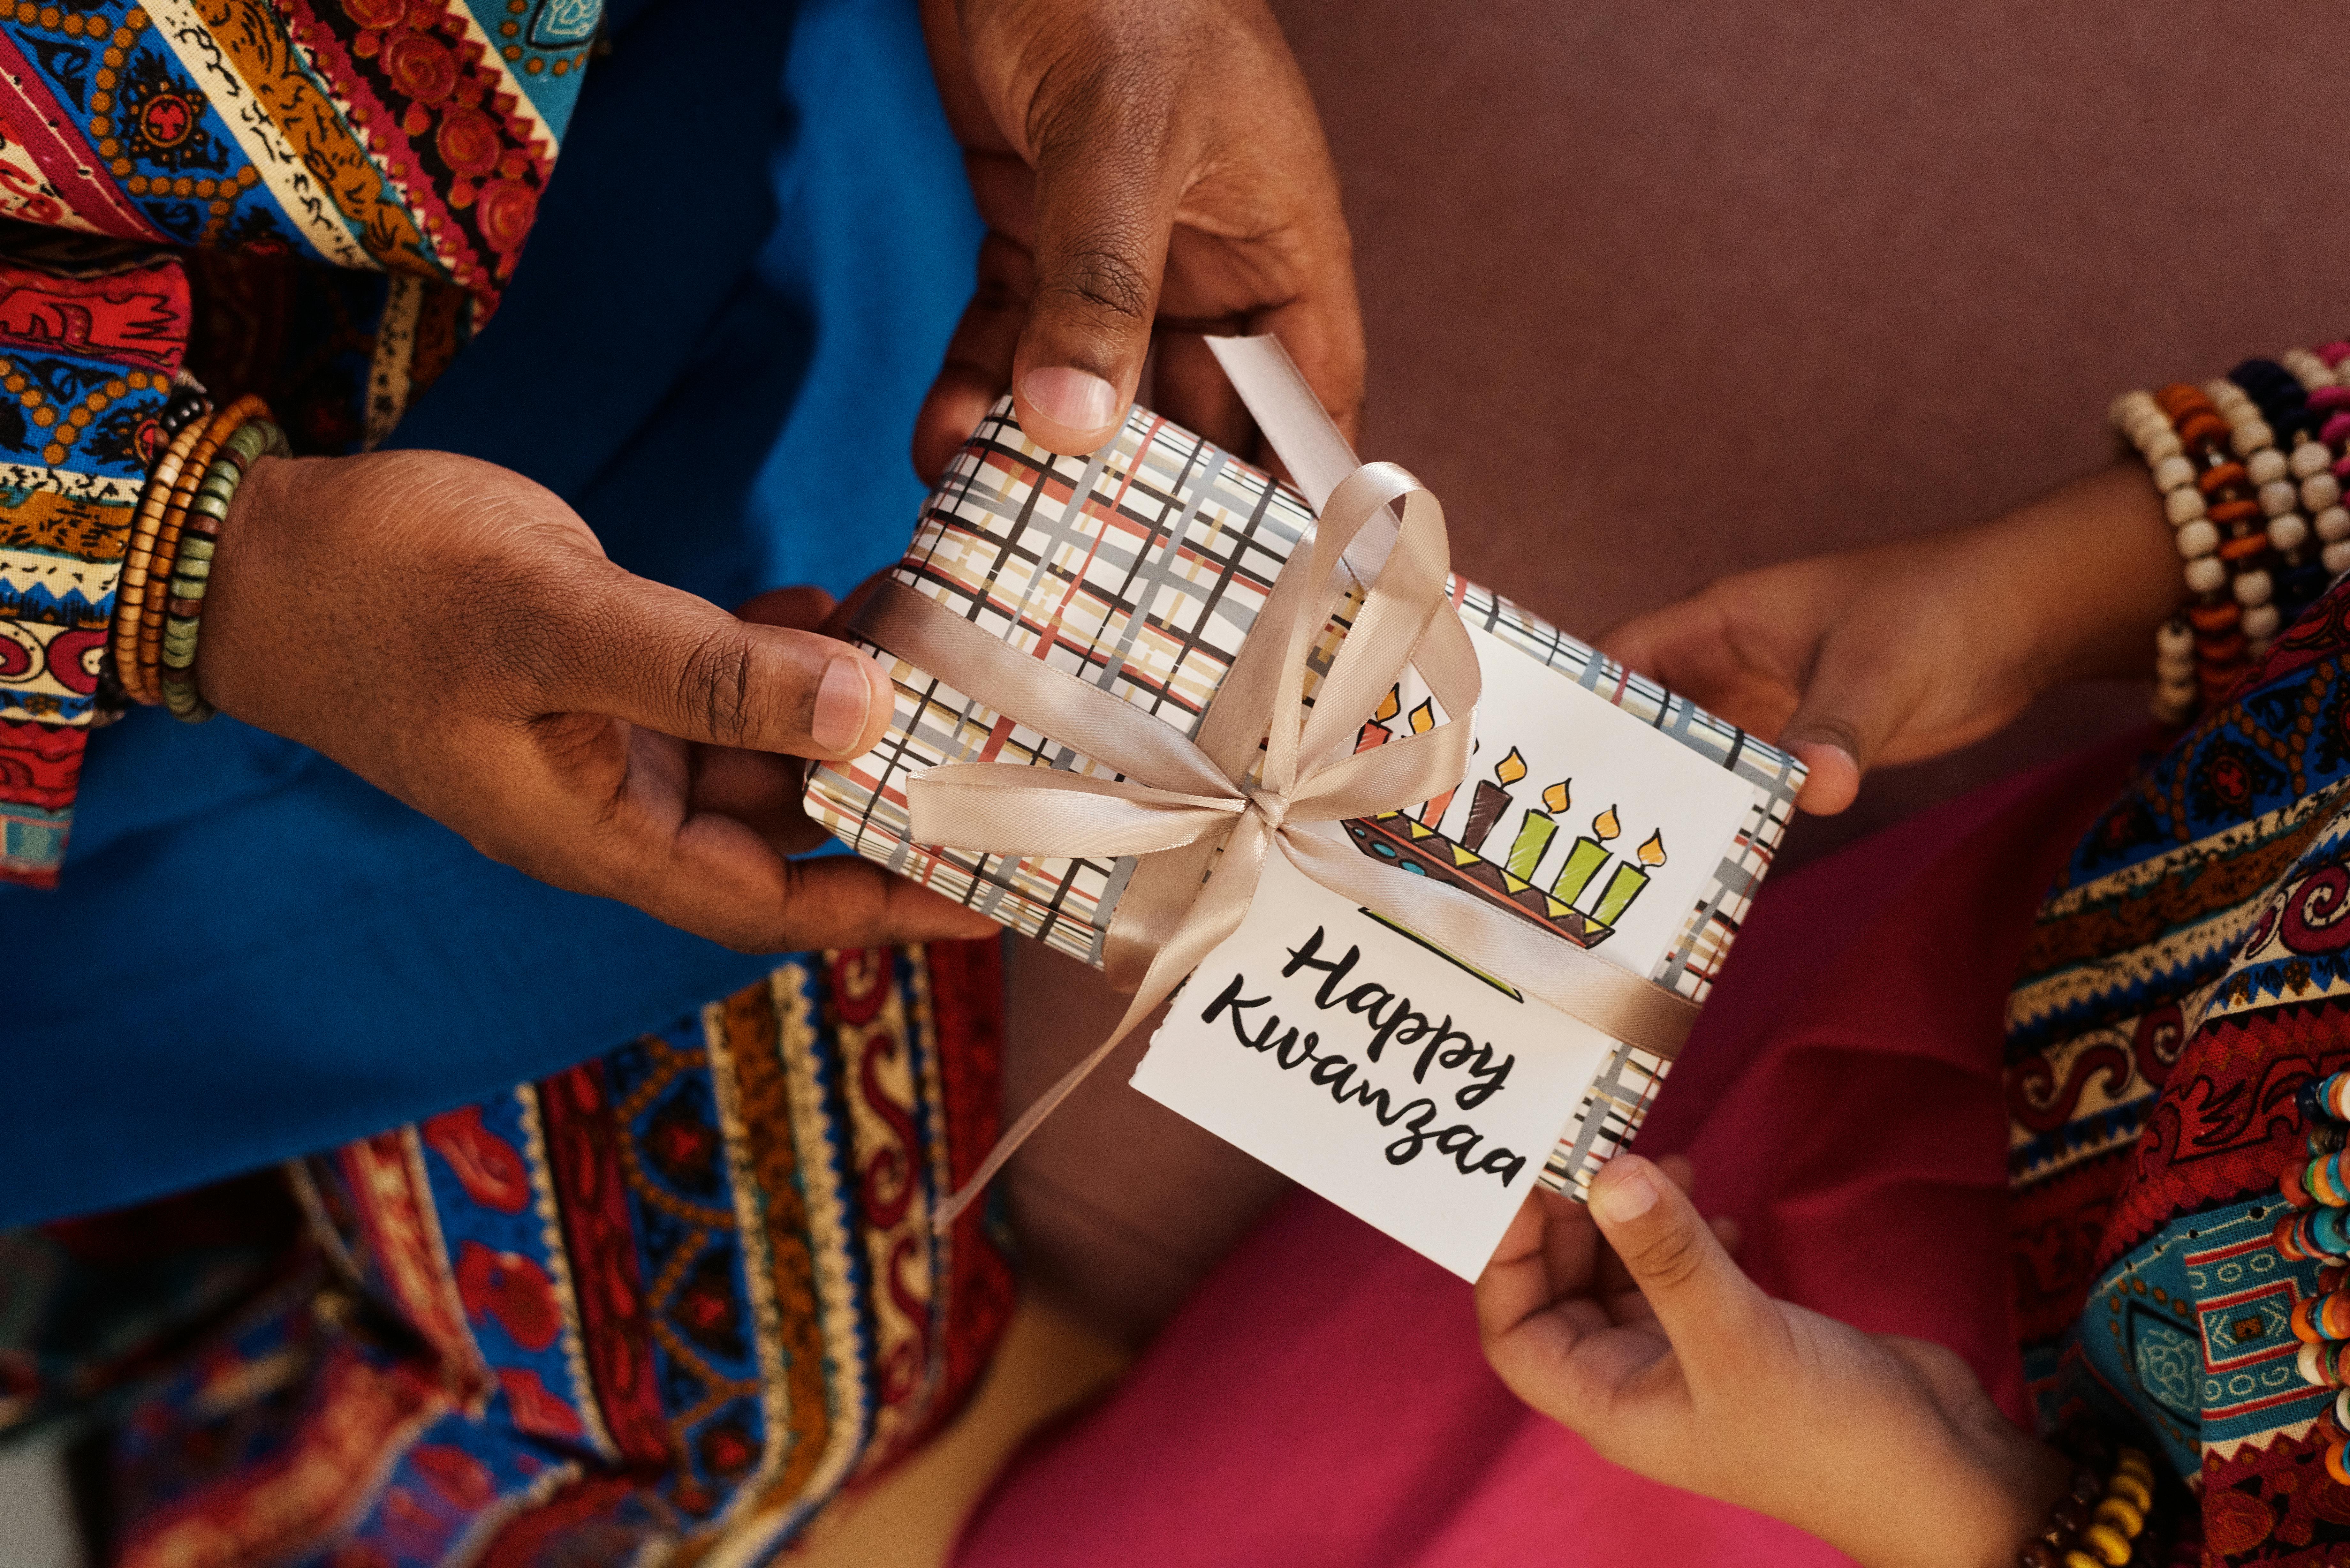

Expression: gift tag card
xmin=1132 ymin=617 xmax=1756 ymax=1279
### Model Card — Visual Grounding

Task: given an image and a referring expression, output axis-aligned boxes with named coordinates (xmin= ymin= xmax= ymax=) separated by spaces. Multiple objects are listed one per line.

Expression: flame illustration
xmin=1493 ymin=746 xmax=1527 ymax=786
xmin=1407 ymin=698 xmax=1436 ymax=734
xmin=1373 ymin=685 xmax=1400 ymax=723
xmin=1542 ymin=778 xmax=1571 ymax=813
xmin=1637 ymin=829 xmax=1667 ymax=867
xmin=1592 ymin=804 xmax=1621 ymax=841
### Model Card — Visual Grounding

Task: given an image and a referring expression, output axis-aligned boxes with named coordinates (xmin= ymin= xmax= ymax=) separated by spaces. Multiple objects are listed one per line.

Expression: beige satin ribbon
xmin=855 ymin=337 xmax=1698 ymax=1229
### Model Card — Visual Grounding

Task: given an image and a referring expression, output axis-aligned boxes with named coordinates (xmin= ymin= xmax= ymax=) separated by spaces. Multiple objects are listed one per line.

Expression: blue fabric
xmin=0 ymin=0 xmax=982 ymax=1225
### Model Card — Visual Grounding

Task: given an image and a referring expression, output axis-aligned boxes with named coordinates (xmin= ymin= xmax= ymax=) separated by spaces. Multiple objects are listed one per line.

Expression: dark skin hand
xmin=201 ymin=449 xmax=996 ymax=953
xmin=1478 ymin=1157 xmax=2071 ymax=1568
xmin=914 ymin=0 xmax=1365 ymax=477
xmin=1601 ymin=461 xmax=2178 ymax=814
xmin=188 ymin=0 xmax=1365 ymax=952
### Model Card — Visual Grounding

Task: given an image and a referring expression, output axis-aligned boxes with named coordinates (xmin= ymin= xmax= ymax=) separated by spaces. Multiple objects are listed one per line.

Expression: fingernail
xmin=1021 ymin=367 xmax=1120 ymax=435
xmin=1594 ymin=1163 xmax=1658 ymax=1225
xmin=813 ymin=656 xmax=871 ymax=754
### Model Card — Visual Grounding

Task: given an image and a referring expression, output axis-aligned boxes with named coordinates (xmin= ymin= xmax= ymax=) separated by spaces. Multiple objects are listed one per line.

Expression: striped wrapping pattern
xmin=807 ymin=398 xmax=1804 ymax=1197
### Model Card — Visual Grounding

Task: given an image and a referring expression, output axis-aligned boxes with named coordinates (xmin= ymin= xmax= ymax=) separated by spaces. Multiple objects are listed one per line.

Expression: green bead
xmin=224 ymin=423 xmax=269 ymax=460
xmin=187 ymin=492 xmax=231 ymax=523
xmin=195 ymin=473 xmax=239 ymax=502
xmin=168 ymin=578 xmax=208 ymax=602
xmin=172 ymin=555 xmax=212 ymax=582
xmin=175 ymin=537 xmax=216 ymax=562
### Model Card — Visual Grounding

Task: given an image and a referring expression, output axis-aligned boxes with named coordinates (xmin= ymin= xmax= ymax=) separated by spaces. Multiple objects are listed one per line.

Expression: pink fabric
xmin=953 ymin=732 xmax=2150 ymax=1567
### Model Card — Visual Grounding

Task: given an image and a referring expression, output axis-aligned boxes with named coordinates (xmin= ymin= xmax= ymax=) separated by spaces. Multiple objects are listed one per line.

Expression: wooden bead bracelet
xmin=111 ymin=409 xmax=211 ymax=706
xmin=158 ymin=411 xmax=287 ymax=723
xmin=2015 ymin=1431 xmax=2166 ymax=1567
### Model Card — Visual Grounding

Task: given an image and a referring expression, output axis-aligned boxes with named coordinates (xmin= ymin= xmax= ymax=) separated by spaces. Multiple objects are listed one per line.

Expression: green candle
xmin=1503 ymin=811 xmax=1556 ymax=881
xmin=1591 ymin=863 xmax=1649 ymax=927
xmin=1551 ymin=838 xmax=1611 ymax=905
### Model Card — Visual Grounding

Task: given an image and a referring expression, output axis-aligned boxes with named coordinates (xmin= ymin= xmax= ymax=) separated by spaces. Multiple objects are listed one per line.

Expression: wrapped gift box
xmin=806 ymin=396 xmax=1803 ymax=1202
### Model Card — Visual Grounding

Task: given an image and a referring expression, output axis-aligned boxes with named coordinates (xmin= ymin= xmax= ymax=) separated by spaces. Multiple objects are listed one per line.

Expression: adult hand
xmin=913 ymin=0 xmax=1363 ymax=479
xmin=1598 ymin=462 xmax=2179 ymax=814
xmin=1475 ymin=1156 xmax=2070 ymax=1568
xmin=199 ymin=449 xmax=998 ymax=953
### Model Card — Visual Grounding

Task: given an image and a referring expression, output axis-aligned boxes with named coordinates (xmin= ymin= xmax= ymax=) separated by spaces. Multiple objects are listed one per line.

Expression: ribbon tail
xmin=931 ymin=820 xmax=1277 ymax=1233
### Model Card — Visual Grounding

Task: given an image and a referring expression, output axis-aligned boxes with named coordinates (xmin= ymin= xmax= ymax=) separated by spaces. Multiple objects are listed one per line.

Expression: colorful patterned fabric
xmin=2007 ymin=584 xmax=2350 ymax=1559
xmin=805 ymin=395 xmax=1805 ymax=1200
xmin=0 ymin=0 xmax=598 ymax=884
xmin=9 ymin=940 xmax=1014 ymax=1567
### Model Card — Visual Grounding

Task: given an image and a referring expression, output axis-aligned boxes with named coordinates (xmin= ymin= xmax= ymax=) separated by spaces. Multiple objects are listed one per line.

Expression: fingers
xmin=915 ymin=227 xmax=1035 ymax=485
xmin=659 ymin=815 xmax=999 ymax=953
xmin=1010 ymin=64 xmax=1189 ymax=454
xmin=1776 ymin=631 xmax=1916 ymax=816
xmin=550 ymin=564 xmax=896 ymax=761
xmin=1475 ymin=1188 xmax=1595 ymax=1348
xmin=1584 ymin=1154 xmax=1775 ymax=1381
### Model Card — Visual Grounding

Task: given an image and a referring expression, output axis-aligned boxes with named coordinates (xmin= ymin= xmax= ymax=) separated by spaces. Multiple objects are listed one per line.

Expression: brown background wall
xmin=1266 ymin=0 xmax=2350 ymax=863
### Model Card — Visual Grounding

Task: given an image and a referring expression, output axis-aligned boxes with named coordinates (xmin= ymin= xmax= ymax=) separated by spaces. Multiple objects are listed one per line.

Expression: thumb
xmin=1010 ymin=80 xmax=1186 ymax=454
xmin=1587 ymin=1156 xmax=1773 ymax=1376
xmin=1776 ymin=635 xmax=1915 ymax=817
xmin=548 ymin=564 xmax=895 ymax=760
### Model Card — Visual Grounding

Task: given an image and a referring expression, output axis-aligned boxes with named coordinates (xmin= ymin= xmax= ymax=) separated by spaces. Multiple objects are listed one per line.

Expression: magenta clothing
xmin=952 ymin=732 xmax=2145 ymax=1566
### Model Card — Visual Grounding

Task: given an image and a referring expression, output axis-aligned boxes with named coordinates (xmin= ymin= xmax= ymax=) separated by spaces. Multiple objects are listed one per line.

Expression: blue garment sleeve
xmin=0 ymin=0 xmax=983 ymax=1225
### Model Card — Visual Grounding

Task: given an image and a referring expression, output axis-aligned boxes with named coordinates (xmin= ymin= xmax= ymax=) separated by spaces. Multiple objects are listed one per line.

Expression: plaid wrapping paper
xmin=806 ymin=397 xmax=1804 ymax=1196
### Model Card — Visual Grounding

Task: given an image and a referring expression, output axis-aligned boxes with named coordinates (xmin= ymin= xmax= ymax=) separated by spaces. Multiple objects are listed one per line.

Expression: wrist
xmin=195 ymin=449 xmax=299 ymax=724
xmin=1971 ymin=458 xmax=2179 ymax=695
xmin=1796 ymin=1407 xmax=2069 ymax=1568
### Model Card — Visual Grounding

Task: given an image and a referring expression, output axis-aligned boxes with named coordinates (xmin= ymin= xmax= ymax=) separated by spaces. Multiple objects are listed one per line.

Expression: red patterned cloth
xmin=5 ymin=941 xmax=1013 ymax=1568
xmin=0 ymin=0 xmax=595 ymax=883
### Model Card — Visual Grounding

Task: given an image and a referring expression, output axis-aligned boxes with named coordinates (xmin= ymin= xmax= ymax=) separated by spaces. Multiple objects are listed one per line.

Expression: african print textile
xmin=804 ymin=396 xmax=1804 ymax=1198
xmin=0 ymin=0 xmax=598 ymax=884
xmin=2007 ymin=583 xmax=2350 ymax=1561
xmin=61 ymin=939 xmax=1014 ymax=1568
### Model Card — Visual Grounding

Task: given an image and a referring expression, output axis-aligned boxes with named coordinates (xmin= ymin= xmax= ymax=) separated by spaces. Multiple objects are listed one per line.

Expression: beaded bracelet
xmin=158 ymin=414 xmax=287 ymax=722
xmin=2112 ymin=389 xmax=2251 ymax=720
xmin=2266 ymin=1067 xmax=2350 ymax=1492
xmin=111 ymin=410 xmax=211 ymax=705
xmin=2299 ymin=341 xmax=2350 ymax=579
xmin=2223 ymin=362 xmax=2333 ymax=632
xmin=135 ymin=396 xmax=268 ymax=709
xmin=2015 ymin=1431 xmax=2165 ymax=1567
xmin=2204 ymin=376 xmax=2294 ymax=657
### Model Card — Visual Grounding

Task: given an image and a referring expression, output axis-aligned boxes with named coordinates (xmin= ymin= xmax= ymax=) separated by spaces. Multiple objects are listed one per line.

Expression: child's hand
xmin=1475 ymin=1156 xmax=2069 ymax=1568
xmin=1599 ymin=461 xmax=2178 ymax=814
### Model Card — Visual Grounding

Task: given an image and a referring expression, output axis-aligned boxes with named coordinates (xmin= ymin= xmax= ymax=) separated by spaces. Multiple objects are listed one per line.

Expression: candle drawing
xmin=1460 ymin=747 xmax=1525 ymax=854
xmin=1406 ymin=699 xmax=1460 ymax=824
xmin=1503 ymin=778 xmax=1571 ymax=881
xmin=1551 ymin=803 xmax=1621 ymax=905
xmin=1354 ymin=684 xmax=1402 ymax=752
xmin=1591 ymin=828 xmax=1667 ymax=927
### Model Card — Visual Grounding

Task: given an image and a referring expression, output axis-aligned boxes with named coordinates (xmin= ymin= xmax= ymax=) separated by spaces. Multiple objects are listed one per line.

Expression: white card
xmin=1131 ymin=617 xmax=1755 ymax=1279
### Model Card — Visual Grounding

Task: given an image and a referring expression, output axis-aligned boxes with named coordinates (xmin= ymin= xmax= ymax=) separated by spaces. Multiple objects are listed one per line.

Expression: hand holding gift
xmin=807 ymin=336 xmax=1807 ymax=1277
xmin=1601 ymin=462 xmax=2179 ymax=815
xmin=1476 ymin=1159 xmax=2073 ymax=1568
xmin=914 ymin=0 xmax=1363 ymax=472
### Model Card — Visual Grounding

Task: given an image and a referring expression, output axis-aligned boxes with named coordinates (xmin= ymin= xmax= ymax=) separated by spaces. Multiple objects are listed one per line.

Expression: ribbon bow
xmin=853 ymin=337 xmax=1697 ymax=1228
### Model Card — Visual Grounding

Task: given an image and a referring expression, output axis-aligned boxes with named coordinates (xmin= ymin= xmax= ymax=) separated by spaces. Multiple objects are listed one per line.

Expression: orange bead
xmin=2179 ymin=411 xmax=2231 ymax=447
xmin=2330 ymin=1439 xmax=2350 ymax=1487
xmin=2210 ymin=498 xmax=2264 ymax=526
xmin=2201 ymin=461 xmax=2250 ymax=494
